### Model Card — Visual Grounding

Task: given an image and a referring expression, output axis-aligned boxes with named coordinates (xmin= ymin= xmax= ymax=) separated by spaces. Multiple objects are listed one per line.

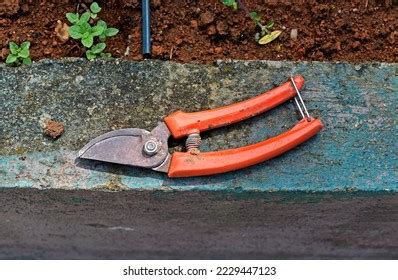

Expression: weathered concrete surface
xmin=0 ymin=189 xmax=397 ymax=259
xmin=0 ymin=59 xmax=397 ymax=191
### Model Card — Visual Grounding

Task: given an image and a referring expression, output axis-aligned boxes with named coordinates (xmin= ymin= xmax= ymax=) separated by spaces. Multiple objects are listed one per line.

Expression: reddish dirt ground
xmin=0 ymin=0 xmax=397 ymax=63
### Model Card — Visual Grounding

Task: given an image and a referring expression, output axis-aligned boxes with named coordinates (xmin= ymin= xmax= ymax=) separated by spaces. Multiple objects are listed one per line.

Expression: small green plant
xmin=249 ymin=12 xmax=282 ymax=45
xmin=223 ymin=0 xmax=238 ymax=10
xmin=66 ymin=2 xmax=119 ymax=60
xmin=6 ymin=41 xmax=32 ymax=66
xmin=222 ymin=0 xmax=282 ymax=45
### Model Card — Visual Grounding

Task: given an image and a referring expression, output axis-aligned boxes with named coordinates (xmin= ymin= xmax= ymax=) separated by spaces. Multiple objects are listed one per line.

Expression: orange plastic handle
xmin=167 ymin=118 xmax=323 ymax=177
xmin=164 ymin=75 xmax=305 ymax=139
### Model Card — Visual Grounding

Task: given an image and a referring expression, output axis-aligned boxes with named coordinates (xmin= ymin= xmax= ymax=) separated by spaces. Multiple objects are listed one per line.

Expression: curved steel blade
xmin=78 ymin=128 xmax=145 ymax=158
xmin=77 ymin=123 xmax=170 ymax=170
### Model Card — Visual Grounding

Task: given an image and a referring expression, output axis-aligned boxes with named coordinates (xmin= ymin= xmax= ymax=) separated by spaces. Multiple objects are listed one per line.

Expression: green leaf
xmin=266 ymin=21 xmax=274 ymax=29
xmin=97 ymin=20 xmax=107 ymax=29
xmin=99 ymin=34 xmax=106 ymax=42
xmin=80 ymin=22 xmax=91 ymax=33
xmin=68 ymin=25 xmax=83 ymax=39
xmin=66 ymin=13 xmax=79 ymax=24
xmin=105 ymin=28 xmax=119 ymax=37
xmin=86 ymin=50 xmax=97 ymax=60
xmin=81 ymin=35 xmax=94 ymax=48
xmin=91 ymin=25 xmax=105 ymax=36
xmin=258 ymin=30 xmax=282 ymax=45
xmin=18 ymin=48 xmax=30 ymax=58
xmin=90 ymin=13 xmax=97 ymax=19
xmin=100 ymin=52 xmax=112 ymax=59
xmin=6 ymin=54 xmax=18 ymax=64
xmin=21 ymin=41 xmax=30 ymax=50
xmin=9 ymin=42 xmax=19 ymax=54
xmin=223 ymin=0 xmax=237 ymax=10
xmin=22 ymin=57 xmax=32 ymax=65
xmin=78 ymin=12 xmax=91 ymax=25
xmin=250 ymin=11 xmax=261 ymax=25
xmin=90 ymin=2 xmax=101 ymax=14
xmin=83 ymin=31 xmax=90 ymax=39
xmin=91 ymin=43 xmax=106 ymax=54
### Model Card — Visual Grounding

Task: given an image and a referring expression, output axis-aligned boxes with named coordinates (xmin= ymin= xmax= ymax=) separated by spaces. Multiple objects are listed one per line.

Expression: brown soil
xmin=0 ymin=0 xmax=397 ymax=63
xmin=0 ymin=0 xmax=20 ymax=16
xmin=42 ymin=119 xmax=64 ymax=139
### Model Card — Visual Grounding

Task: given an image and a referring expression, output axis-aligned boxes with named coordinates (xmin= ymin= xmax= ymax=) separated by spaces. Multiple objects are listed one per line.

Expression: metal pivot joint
xmin=143 ymin=139 xmax=159 ymax=156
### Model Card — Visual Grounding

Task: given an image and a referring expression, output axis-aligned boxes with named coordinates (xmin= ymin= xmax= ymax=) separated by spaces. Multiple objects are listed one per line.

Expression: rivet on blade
xmin=143 ymin=139 xmax=158 ymax=156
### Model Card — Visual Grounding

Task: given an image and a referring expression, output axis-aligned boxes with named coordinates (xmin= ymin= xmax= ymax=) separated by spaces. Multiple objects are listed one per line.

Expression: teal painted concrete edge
xmin=1 ymin=148 xmax=396 ymax=191
xmin=1 ymin=59 xmax=397 ymax=191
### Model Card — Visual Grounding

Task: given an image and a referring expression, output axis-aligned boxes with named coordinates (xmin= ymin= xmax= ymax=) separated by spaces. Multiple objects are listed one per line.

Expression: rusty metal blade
xmin=77 ymin=128 xmax=145 ymax=158
xmin=77 ymin=123 xmax=171 ymax=171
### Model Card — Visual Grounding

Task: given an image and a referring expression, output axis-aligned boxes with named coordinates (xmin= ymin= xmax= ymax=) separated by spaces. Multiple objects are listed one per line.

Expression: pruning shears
xmin=77 ymin=75 xmax=323 ymax=177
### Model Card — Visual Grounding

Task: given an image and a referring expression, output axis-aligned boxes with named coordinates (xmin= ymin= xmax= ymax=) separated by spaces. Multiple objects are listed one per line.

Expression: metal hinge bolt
xmin=143 ymin=139 xmax=159 ymax=156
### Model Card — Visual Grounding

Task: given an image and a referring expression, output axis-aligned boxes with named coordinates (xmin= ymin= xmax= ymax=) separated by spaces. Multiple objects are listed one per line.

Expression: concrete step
xmin=1 ymin=59 xmax=397 ymax=191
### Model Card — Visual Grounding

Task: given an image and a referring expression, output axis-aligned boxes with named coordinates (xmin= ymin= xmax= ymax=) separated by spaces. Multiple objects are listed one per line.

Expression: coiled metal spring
xmin=186 ymin=133 xmax=202 ymax=155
